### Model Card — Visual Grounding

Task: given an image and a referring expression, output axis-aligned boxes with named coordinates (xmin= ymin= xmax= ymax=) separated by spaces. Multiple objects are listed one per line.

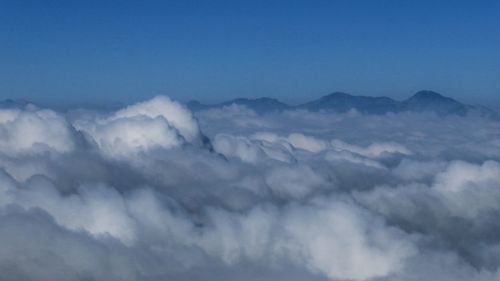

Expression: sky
xmin=0 ymin=0 xmax=499 ymax=107
xmin=3 ymin=2 xmax=500 ymax=279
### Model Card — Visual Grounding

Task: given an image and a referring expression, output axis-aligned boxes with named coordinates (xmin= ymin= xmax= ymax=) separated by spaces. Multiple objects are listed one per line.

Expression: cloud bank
xmin=1 ymin=96 xmax=500 ymax=280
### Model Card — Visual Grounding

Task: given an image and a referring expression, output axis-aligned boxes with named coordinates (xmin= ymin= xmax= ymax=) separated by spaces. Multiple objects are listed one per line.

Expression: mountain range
xmin=187 ymin=90 xmax=497 ymax=117
xmin=0 ymin=91 xmax=496 ymax=118
xmin=0 ymin=99 xmax=31 ymax=109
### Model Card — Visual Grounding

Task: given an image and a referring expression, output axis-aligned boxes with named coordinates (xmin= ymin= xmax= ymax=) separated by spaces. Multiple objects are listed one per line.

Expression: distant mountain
xmin=296 ymin=92 xmax=399 ymax=114
xmin=2 ymin=91 xmax=494 ymax=118
xmin=187 ymin=90 xmax=497 ymax=118
xmin=0 ymin=99 xmax=31 ymax=109
xmin=187 ymin=97 xmax=289 ymax=114
xmin=399 ymin=90 xmax=470 ymax=116
xmin=186 ymin=100 xmax=213 ymax=112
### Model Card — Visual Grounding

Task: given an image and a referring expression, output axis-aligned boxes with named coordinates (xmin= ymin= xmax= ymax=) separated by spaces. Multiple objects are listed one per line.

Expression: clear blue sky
xmin=1 ymin=0 xmax=499 ymax=106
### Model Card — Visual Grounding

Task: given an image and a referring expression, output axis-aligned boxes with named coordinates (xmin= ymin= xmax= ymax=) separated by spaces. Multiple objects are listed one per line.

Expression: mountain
xmin=296 ymin=92 xmax=399 ymax=114
xmin=187 ymin=97 xmax=289 ymax=114
xmin=400 ymin=90 xmax=470 ymax=116
xmin=0 ymin=99 xmax=31 ymax=109
xmin=186 ymin=100 xmax=213 ymax=112
xmin=186 ymin=90 xmax=497 ymax=118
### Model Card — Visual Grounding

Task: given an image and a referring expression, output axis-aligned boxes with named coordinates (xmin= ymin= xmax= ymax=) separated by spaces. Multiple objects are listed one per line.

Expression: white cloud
xmin=0 ymin=96 xmax=499 ymax=280
xmin=0 ymin=107 xmax=76 ymax=156
xmin=331 ymin=139 xmax=412 ymax=158
xmin=74 ymin=96 xmax=204 ymax=158
xmin=113 ymin=96 xmax=201 ymax=143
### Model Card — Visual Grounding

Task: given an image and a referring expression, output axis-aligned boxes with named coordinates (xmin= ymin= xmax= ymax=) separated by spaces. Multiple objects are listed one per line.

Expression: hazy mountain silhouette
xmin=399 ymin=90 xmax=470 ymax=116
xmin=0 ymin=99 xmax=32 ymax=109
xmin=296 ymin=92 xmax=399 ymax=114
xmin=187 ymin=90 xmax=497 ymax=117
xmin=187 ymin=97 xmax=288 ymax=114
xmin=2 ymin=91 xmax=496 ymax=118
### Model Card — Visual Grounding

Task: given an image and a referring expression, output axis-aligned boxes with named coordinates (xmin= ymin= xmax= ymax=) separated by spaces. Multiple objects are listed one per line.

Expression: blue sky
xmin=1 ymin=0 xmax=499 ymax=107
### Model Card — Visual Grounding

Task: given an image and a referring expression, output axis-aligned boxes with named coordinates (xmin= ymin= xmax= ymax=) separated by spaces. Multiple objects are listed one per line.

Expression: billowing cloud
xmin=74 ymin=96 xmax=205 ymax=158
xmin=0 ymin=96 xmax=500 ymax=280
xmin=0 ymin=106 xmax=76 ymax=156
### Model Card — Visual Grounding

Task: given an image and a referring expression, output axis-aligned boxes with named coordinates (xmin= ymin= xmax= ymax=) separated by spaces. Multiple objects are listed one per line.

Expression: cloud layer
xmin=1 ymin=97 xmax=500 ymax=280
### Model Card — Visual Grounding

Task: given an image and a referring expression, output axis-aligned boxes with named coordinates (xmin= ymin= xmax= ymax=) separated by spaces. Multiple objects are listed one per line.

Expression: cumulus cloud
xmin=73 ymin=96 xmax=205 ymax=158
xmin=0 ymin=97 xmax=500 ymax=280
xmin=0 ymin=106 xmax=76 ymax=156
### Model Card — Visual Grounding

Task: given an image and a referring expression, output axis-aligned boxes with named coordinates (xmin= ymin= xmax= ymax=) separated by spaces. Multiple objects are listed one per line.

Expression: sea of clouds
xmin=1 ymin=96 xmax=500 ymax=281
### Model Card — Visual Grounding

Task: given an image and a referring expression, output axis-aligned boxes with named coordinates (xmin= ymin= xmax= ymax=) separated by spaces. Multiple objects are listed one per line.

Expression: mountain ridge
xmin=186 ymin=90 xmax=497 ymax=118
xmin=1 ymin=91 xmax=496 ymax=118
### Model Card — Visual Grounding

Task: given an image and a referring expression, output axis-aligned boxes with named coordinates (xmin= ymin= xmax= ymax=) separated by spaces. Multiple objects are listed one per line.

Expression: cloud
xmin=331 ymin=139 xmax=412 ymax=158
xmin=113 ymin=96 xmax=202 ymax=143
xmin=0 ymin=207 xmax=138 ymax=281
xmin=0 ymin=106 xmax=76 ymax=156
xmin=73 ymin=96 xmax=205 ymax=158
xmin=0 ymin=97 xmax=500 ymax=280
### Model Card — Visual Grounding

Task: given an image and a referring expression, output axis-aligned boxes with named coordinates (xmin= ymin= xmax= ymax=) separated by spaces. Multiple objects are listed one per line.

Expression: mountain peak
xmin=0 ymin=98 xmax=31 ymax=109
xmin=185 ymin=90 xmax=496 ymax=118
xmin=400 ymin=90 xmax=469 ymax=115
xmin=409 ymin=90 xmax=451 ymax=101
xmin=321 ymin=92 xmax=353 ymax=99
xmin=230 ymin=97 xmax=283 ymax=104
xmin=301 ymin=92 xmax=399 ymax=114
